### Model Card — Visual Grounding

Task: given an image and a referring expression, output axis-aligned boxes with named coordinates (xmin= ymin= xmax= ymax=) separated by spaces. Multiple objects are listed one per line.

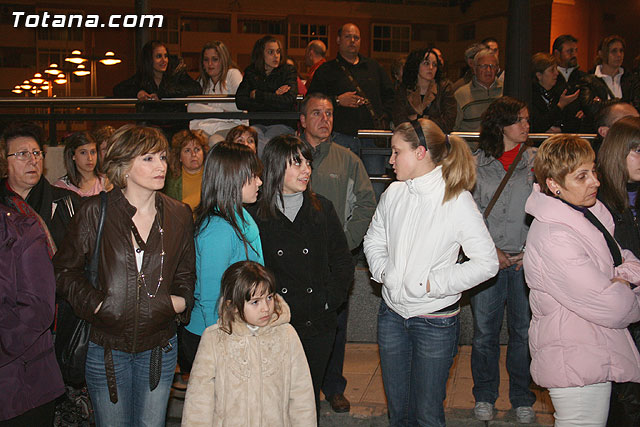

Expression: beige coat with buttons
xmin=181 ymin=296 xmax=316 ymax=426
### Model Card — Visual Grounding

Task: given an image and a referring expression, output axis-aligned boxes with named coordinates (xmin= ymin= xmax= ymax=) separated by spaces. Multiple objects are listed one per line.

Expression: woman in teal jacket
xmin=182 ymin=142 xmax=263 ymax=372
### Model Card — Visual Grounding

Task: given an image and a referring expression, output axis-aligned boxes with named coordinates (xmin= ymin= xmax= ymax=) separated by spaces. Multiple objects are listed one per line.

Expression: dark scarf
xmin=562 ymin=198 xmax=622 ymax=267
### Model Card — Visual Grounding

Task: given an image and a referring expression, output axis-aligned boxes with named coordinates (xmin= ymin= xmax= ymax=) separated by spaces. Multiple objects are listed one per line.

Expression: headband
xmin=410 ymin=120 xmax=428 ymax=150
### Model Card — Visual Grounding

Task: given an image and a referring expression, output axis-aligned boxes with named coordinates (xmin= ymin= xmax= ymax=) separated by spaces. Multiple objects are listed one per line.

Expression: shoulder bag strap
xmin=336 ymin=57 xmax=379 ymax=122
xmin=483 ymin=143 xmax=528 ymax=219
xmin=88 ymin=191 xmax=107 ymax=289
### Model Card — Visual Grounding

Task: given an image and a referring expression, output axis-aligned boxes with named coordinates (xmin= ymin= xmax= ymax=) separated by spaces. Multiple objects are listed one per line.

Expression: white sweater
xmin=189 ymin=68 xmax=248 ymax=135
xmin=364 ymin=166 xmax=498 ymax=318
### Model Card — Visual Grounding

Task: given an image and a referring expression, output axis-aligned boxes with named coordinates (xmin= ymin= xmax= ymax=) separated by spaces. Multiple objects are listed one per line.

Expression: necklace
xmin=133 ymin=219 xmax=165 ymax=298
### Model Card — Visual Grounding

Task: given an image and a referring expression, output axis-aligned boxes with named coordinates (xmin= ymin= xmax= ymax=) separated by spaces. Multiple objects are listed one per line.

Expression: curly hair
xmin=402 ymin=48 xmax=443 ymax=91
xmin=479 ymin=96 xmax=528 ymax=159
xmin=169 ymin=129 xmax=208 ymax=177
xmin=535 ymin=134 xmax=594 ymax=196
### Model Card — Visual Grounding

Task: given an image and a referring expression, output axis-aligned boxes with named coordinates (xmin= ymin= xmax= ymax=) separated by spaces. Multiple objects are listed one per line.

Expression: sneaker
xmin=474 ymin=402 xmax=494 ymax=421
xmin=516 ymin=406 xmax=536 ymax=424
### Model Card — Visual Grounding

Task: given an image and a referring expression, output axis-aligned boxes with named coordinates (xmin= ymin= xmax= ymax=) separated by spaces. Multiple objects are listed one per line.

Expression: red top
xmin=498 ymin=143 xmax=521 ymax=171
xmin=305 ymin=58 xmax=327 ymax=91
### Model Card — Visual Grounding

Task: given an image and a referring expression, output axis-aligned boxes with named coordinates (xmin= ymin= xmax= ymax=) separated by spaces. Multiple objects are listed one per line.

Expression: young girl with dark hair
xmin=248 ymin=135 xmax=353 ymax=408
xmin=113 ymin=40 xmax=201 ymax=138
xmin=235 ymin=36 xmax=298 ymax=154
xmin=364 ymin=118 xmax=498 ymax=426
xmin=182 ymin=260 xmax=316 ymax=426
xmin=182 ymin=142 xmax=263 ymax=372
xmin=54 ymin=131 xmax=111 ymax=196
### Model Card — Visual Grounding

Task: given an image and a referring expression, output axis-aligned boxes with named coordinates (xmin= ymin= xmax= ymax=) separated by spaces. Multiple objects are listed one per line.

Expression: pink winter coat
xmin=523 ymin=184 xmax=640 ymax=389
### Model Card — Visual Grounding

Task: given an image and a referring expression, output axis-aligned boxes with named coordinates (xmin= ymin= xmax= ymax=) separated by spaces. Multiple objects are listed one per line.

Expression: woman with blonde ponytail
xmin=363 ymin=118 xmax=498 ymax=426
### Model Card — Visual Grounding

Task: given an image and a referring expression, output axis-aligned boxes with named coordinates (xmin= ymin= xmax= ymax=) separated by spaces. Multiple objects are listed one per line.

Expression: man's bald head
xmin=598 ymin=101 xmax=640 ymax=139
xmin=305 ymin=40 xmax=327 ymax=66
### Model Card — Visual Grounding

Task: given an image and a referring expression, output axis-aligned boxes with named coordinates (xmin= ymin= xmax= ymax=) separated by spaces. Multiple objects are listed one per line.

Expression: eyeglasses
xmin=476 ymin=64 xmax=499 ymax=71
xmin=7 ymin=150 xmax=44 ymax=161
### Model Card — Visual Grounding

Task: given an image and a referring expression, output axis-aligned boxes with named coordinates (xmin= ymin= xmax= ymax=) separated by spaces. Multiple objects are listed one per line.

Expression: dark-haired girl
xmin=182 ymin=261 xmax=316 ymax=426
xmin=235 ymin=36 xmax=298 ymax=154
xmin=248 ymin=135 xmax=353 ymax=407
xmin=470 ymin=96 xmax=537 ymax=423
xmin=54 ymin=131 xmax=111 ymax=196
xmin=183 ymin=142 xmax=263 ymax=372
xmin=392 ymin=47 xmax=457 ymax=133
xmin=113 ymin=40 xmax=201 ymax=138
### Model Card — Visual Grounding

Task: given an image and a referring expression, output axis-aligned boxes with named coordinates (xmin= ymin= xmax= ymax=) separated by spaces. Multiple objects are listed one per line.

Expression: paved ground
xmin=166 ymin=344 xmax=553 ymax=426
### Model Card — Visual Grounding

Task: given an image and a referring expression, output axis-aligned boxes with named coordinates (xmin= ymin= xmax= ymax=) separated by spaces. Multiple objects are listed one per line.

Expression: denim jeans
xmin=377 ymin=300 xmax=459 ymax=427
xmin=85 ymin=335 xmax=177 ymax=427
xmin=470 ymin=265 xmax=536 ymax=408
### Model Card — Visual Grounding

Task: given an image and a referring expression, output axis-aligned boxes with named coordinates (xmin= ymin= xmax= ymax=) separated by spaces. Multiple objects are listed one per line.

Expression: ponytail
xmin=394 ymin=119 xmax=476 ymax=203
xmin=440 ymin=134 xmax=476 ymax=202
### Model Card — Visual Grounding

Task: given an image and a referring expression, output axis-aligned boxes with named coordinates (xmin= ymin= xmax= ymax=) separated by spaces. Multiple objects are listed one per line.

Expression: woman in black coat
xmin=113 ymin=40 xmax=201 ymax=139
xmin=248 ymin=135 xmax=353 ymax=408
xmin=597 ymin=116 xmax=640 ymax=426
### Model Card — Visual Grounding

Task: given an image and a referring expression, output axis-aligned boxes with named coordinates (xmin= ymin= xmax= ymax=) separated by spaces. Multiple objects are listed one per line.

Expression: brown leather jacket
xmin=54 ymin=187 xmax=195 ymax=353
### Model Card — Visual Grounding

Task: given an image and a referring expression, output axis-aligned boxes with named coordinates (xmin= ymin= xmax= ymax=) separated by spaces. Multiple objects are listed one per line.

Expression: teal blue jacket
xmin=185 ymin=208 xmax=263 ymax=336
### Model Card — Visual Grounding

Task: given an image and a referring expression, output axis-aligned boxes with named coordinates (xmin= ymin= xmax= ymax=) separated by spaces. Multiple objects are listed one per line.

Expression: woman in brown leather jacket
xmin=54 ymin=125 xmax=196 ymax=427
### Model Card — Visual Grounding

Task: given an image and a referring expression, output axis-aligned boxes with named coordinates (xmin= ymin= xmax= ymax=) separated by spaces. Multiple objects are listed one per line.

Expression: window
xmin=0 ymin=47 xmax=36 ymax=68
xmin=181 ymin=15 xmax=231 ymax=33
xmin=372 ymin=24 xmax=410 ymax=53
xmin=238 ymin=17 xmax=286 ymax=35
xmin=289 ymin=23 xmax=328 ymax=49
xmin=412 ymin=24 xmax=449 ymax=42
xmin=150 ymin=15 xmax=179 ymax=44
xmin=457 ymin=23 xmax=475 ymax=41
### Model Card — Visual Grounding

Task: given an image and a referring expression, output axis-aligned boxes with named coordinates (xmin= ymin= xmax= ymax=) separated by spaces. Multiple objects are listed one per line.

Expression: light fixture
xmin=54 ymin=73 xmax=67 ymax=84
xmin=31 ymin=73 xmax=45 ymax=84
xmin=12 ymin=88 xmax=23 ymax=94
xmin=65 ymin=50 xmax=87 ymax=64
xmin=99 ymin=51 xmax=122 ymax=65
xmin=73 ymin=63 xmax=90 ymax=76
xmin=45 ymin=63 xmax=61 ymax=75
xmin=20 ymin=80 xmax=32 ymax=90
xmin=31 ymin=89 xmax=42 ymax=94
xmin=41 ymin=84 xmax=50 ymax=90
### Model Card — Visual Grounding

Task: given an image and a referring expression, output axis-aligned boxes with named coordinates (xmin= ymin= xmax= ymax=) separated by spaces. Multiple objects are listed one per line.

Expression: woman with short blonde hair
xmin=524 ymin=133 xmax=640 ymax=426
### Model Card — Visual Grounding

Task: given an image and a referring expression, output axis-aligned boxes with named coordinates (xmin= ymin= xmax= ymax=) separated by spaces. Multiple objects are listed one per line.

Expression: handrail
xmin=358 ymin=130 xmax=598 ymax=141
xmin=0 ymin=95 xmax=305 ymax=106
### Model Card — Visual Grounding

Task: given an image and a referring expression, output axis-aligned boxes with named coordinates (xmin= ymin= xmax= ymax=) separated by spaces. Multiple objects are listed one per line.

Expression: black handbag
xmin=56 ymin=191 xmax=107 ymax=385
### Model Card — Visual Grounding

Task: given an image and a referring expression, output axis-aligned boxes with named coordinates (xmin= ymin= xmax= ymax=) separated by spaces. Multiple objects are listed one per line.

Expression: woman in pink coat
xmin=523 ymin=134 xmax=640 ymax=426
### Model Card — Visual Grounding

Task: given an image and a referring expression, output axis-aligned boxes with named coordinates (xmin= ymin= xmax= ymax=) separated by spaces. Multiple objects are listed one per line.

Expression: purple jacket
xmin=0 ymin=204 xmax=64 ymax=421
xmin=523 ymin=184 xmax=640 ymax=389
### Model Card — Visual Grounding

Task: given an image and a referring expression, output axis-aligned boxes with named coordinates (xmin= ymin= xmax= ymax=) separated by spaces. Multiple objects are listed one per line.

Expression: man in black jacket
xmin=551 ymin=34 xmax=586 ymax=133
xmin=308 ymin=23 xmax=395 ymax=137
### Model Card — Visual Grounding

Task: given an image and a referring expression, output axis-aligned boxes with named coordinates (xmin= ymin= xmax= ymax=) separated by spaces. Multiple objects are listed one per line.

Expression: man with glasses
xmin=0 ymin=122 xmax=79 ymax=248
xmin=453 ymin=48 xmax=504 ymax=139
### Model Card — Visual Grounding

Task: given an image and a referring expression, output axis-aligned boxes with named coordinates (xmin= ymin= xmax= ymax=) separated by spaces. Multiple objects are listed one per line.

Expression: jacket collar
xmin=226 ymin=294 xmax=291 ymax=337
xmin=405 ymin=165 xmax=445 ymax=196
xmin=475 ymin=146 xmax=533 ymax=169
xmin=110 ymin=185 xmax=165 ymax=224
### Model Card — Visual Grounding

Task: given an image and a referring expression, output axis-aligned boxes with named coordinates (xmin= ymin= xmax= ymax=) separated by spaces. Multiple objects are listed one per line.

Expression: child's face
xmin=243 ymin=287 xmax=275 ymax=327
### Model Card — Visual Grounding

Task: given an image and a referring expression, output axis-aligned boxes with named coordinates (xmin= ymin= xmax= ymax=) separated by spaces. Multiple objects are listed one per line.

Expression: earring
xmin=555 ymin=190 xmax=561 ymax=195
xmin=125 ymin=174 xmax=129 ymax=178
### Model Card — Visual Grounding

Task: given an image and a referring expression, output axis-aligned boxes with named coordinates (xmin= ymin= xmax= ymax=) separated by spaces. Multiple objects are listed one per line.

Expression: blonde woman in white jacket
xmin=364 ymin=118 xmax=499 ymax=426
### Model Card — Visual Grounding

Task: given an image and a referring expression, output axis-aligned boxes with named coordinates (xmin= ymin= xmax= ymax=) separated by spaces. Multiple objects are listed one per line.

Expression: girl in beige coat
xmin=182 ymin=261 xmax=316 ymax=426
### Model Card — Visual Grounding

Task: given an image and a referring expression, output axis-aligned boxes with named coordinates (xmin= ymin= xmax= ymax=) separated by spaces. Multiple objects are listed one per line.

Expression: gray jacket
xmin=472 ymin=147 xmax=535 ymax=253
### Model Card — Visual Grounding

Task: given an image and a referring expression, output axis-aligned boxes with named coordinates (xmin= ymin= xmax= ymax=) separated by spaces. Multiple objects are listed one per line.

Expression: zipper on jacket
xmin=132 ymin=273 xmax=142 ymax=353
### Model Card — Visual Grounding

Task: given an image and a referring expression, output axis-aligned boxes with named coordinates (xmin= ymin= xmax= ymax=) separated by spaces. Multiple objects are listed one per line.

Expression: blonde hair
xmin=199 ymin=41 xmax=236 ymax=92
xmin=534 ymin=134 xmax=594 ymax=196
xmin=103 ymin=125 xmax=168 ymax=188
xmin=394 ymin=119 xmax=476 ymax=202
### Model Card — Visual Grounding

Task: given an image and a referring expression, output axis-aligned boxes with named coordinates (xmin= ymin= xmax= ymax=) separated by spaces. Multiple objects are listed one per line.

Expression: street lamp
xmin=64 ymin=50 xmax=122 ymax=96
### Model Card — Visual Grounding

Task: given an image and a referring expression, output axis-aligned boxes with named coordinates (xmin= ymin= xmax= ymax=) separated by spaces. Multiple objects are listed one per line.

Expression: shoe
xmin=171 ymin=373 xmax=188 ymax=391
xmin=474 ymin=402 xmax=494 ymax=421
xmin=326 ymin=393 xmax=350 ymax=413
xmin=515 ymin=406 xmax=536 ymax=424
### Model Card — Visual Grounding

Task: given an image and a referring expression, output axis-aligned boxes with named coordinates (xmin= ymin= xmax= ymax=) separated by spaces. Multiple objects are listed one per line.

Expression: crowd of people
xmin=2 ymin=23 xmax=640 ymax=427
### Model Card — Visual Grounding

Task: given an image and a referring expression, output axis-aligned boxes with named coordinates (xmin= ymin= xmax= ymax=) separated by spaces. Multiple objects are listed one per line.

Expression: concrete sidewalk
xmin=167 ymin=343 xmax=554 ymax=426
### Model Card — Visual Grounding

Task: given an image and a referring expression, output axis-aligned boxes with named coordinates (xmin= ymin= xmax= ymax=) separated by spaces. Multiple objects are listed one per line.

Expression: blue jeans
xmin=377 ymin=300 xmax=459 ymax=427
xmin=85 ymin=335 xmax=177 ymax=427
xmin=470 ymin=265 xmax=536 ymax=408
